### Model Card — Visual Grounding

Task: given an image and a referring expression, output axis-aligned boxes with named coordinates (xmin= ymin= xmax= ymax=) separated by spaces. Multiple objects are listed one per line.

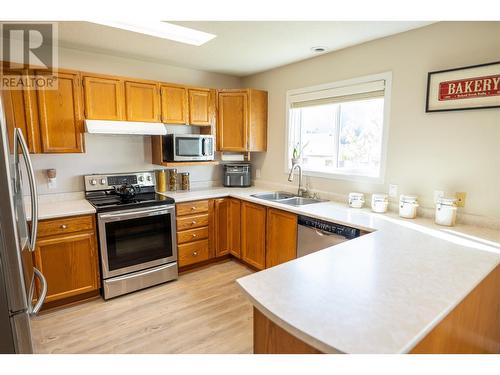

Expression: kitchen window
xmin=286 ymin=72 xmax=391 ymax=183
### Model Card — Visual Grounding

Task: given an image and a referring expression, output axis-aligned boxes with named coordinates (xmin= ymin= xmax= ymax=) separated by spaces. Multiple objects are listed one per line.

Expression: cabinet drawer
xmin=177 ymin=226 xmax=209 ymax=245
xmin=176 ymin=200 xmax=209 ymax=216
xmin=176 ymin=214 xmax=209 ymax=231
xmin=38 ymin=215 xmax=94 ymax=238
xmin=178 ymin=240 xmax=209 ymax=267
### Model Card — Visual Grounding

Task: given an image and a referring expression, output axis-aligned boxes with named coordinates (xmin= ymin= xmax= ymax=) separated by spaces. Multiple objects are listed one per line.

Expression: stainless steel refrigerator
xmin=0 ymin=97 xmax=47 ymax=353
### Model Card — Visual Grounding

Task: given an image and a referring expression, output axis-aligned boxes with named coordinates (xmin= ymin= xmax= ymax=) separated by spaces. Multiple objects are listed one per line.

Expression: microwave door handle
xmin=201 ymin=138 xmax=207 ymax=156
xmin=15 ymin=129 xmax=38 ymax=252
xmin=30 ymin=267 xmax=47 ymax=315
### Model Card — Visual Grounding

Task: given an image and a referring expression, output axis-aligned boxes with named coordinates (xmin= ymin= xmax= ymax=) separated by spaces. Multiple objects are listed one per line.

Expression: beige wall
xmin=242 ymin=22 xmax=500 ymax=219
xmin=29 ymin=46 xmax=242 ymax=194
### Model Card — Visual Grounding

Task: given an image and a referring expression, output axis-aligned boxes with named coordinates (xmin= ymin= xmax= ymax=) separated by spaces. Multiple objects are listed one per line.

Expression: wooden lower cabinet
xmin=214 ymin=198 xmax=241 ymax=258
xmin=266 ymin=208 xmax=297 ymax=268
xmin=241 ymin=201 xmax=267 ymax=270
xmin=34 ymin=215 xmax=100 ymax=306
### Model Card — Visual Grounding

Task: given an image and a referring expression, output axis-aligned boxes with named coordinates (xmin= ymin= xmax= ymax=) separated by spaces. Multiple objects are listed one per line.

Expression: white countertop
xmin=164 ymin=186 xmax=500 ymax=354
xmin=30 ymin=187 xmax=500 ymax=353
xmin=25 ymin=192 xmax=96 ymax=221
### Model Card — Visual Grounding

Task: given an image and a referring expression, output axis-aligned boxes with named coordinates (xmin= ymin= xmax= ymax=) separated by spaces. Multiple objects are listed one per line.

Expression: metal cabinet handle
xmin=14 ymin=129 xmax=38 ymax=252
xmin=30 ymin=268 xmax=47 ymax=315
xmin=193 ymin=251 xmax=198 ymax=256
xmin=191 ymin=206 xmax=196 ymax=210
xmin=192 ymin=234 xmax=197 ymax=238
xmin=191 ymin=221 xmax=197 ymax=224
xmin=60 ymin=224 xmax=67 ymax=229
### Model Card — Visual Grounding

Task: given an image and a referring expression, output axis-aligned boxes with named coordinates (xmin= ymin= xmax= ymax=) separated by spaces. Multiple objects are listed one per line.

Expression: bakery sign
xmin=426 ymin=61 xmax=500 ymax=112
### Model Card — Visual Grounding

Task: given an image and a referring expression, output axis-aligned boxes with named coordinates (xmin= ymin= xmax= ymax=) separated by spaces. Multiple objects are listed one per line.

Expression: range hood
xmin=85 ymin=120 xmax=167 ymax=135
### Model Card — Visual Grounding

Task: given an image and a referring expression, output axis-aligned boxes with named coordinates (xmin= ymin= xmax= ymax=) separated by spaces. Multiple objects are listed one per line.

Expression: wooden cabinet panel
xmin=36 ymin=71 xmax=84 ymax=153
xmin=217 ymin=92 xmax=248 ymax=151
xmin=248 ymin=89 xmax=268 ymax=152
xmin=214 ymin=198 xmax=230 ymax=257
xmin=176 ymin=213 xmax=209 ymax=231
xmin=83 ymin=75 xmax=124 ymax=120
xmin=34 ymin=231 xmax=99 ymax=303
xmin=124 ymin=80 xmax=160 ymax=122
xmin=1 ymin=69 xmax=40 ymax=153
xmin=241 ymin=201 xmax=266 ymax=270
xmin=37 ymin=215 xmax=94 ymax=238
xmin=161 ymin=85 xmax=188 ymax=124
xmin=188 ymin=88 xmax=213 ymax=126
xmin=176 ymin=200 xmax=209 ymax=216
xmin=178 ymin=239 xmax=209 ymax=267
xmin=229 ymin=198 xmax=242 ymax=258
xmin=266 ymin=208 xmax=297 ymax=268
xmin=177 ymin=226 xmax=209 ymax=245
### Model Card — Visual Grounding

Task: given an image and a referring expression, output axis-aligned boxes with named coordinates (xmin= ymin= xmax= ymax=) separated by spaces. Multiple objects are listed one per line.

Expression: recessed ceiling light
xmin=311 ymin=46 xmax=327 ymax=53
xmin=88 ymin=21 xmax=216 ymax=46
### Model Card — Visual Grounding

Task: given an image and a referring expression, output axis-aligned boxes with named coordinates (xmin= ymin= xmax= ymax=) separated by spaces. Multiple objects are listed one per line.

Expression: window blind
xmin=290 ymin=80 xmax=385 ymax=108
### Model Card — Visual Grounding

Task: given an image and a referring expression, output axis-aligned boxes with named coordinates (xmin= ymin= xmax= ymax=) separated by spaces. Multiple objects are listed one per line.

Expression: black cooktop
xmin=86 ymin=187 xmax=175 ymax=213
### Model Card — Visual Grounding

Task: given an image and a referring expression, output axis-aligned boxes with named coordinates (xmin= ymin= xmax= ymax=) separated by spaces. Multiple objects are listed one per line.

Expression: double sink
xmin=251 ymin=191 xmax=325 ymax=206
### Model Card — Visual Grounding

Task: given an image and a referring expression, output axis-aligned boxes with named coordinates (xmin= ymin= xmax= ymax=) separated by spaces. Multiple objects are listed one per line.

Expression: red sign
xmin=438 ymin=74 xmax=500 ymax=101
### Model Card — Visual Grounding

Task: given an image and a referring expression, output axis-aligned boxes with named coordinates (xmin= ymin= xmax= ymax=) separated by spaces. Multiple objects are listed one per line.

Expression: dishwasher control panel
xmin=298 ymin=216 xmax=360 ymax=239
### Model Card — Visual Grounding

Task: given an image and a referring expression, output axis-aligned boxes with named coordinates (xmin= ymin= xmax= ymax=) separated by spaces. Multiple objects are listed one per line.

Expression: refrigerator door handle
xmin=14 ymin=128 xmax=38 ymax=252
xmin=30 ymin=268 xmax=47 ymax=315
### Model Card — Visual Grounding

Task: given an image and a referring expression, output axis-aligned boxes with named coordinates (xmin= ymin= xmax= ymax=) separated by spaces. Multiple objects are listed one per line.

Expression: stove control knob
xmin=146 ymin=175 xmax=152 ymax=181
xmin=90 ymin=179 xmax=97 ymax=186
xmin=138 ymin=176 xmax=144 ymax=182
xmin=100 ymin=178 xmax=106 ymax=185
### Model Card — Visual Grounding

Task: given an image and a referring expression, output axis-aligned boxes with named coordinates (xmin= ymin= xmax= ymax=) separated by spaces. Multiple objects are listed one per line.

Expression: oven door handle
xmin=99 ymin=206 xmax=174 ymax=222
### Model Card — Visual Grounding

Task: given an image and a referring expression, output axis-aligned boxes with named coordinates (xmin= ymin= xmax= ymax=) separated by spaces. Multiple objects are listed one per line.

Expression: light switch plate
xmin=455 ymin=192 xmax=467 ymax=207
xmin=434 ymin=190 xmax=445 ymax=204
xmin=255 ymin=169 xmax=261 ymax=179
xmin=388 ymin=184 xmax=398 ymax=198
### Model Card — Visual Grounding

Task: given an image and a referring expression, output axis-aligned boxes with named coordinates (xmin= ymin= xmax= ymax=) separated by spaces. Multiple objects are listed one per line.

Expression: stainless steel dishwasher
xmin=297 ymin=215 xmax=361 ymax=257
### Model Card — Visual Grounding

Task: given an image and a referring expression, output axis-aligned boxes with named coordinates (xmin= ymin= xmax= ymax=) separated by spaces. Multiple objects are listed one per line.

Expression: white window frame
xmin=284 ymin=71 xmax=392 ymax=184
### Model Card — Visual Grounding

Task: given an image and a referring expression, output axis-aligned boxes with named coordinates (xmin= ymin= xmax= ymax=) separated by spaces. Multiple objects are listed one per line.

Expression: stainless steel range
xmin=84 ymin=171 xmax=178 ymax=299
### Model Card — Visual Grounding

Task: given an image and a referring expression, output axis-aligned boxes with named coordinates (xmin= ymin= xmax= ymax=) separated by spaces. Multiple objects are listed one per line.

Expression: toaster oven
xmin=223 ymin=164 xmax=251 ymax=187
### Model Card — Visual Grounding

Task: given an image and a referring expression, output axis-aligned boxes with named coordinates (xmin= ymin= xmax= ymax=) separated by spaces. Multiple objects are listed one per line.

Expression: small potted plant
xmin=291 ymin=142 xmax=308 ymax=165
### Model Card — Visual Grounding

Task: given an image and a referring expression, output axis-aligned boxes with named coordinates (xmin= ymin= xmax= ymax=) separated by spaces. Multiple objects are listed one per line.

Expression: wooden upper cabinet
xmin=217 ymin=89 xmax=267 ymax=152
xmin=217 ymin=91 xmax=248 ymax=151
xmin=124 ymin=80 xmax=160 ymax=122
xmin=266 ymin=208 xmax=297 ymax=268
xmin=188 ymin=88 xmax=214 ymax=126
xmin=160 ymin=85 xmax=188 ymax=124
xmin=241 ymin=201 xmax=267 ymax=270
xmin=1 ymin=69 xmax=41 ymax=153
xmin=36 ymin=70 xmax=84 ymax=153
xmin=83 ymin=75 xmax=125 ymax=120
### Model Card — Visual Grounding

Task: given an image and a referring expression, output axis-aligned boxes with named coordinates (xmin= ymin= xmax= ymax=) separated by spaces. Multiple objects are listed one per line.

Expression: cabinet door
xmin=214 ymin=198 xmax=230 ymax=257
xmin=229 ymin=198 xmax=241 ymax=258
xmin=1 ymin=70 xmax=40 ymax=153
xmin=161 ymin=85 xmax=188 ymax=124
xmin=83 ymin=75 xmax=124 ymax=120
xmin=124 ymin=80 xmax=160 ymax=122
xmin=217 ymin=91 xmax=248 ymax=151
xmin=266 ymin=208 xmax=297 ymax=268
xmin=36 ymin=71 xmax=84 ymax=153
xmin=188 ymin=88 xmax=213 ymax=126
xmin=241 ymin=201 xmax=266 ymax=270
xmin=34 ymin=232 xmax=100 ymax=303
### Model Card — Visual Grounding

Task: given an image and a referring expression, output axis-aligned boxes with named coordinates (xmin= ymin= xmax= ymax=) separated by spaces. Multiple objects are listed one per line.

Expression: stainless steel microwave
xmin=163 ymin=134 xmax=215 ymax=161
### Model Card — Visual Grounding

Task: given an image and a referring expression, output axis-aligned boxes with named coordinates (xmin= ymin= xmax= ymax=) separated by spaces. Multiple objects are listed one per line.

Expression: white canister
xmin=399 ymin=195 xmax=419 ymax=219
xmin=435 ymin=197 xmax=458 ymax=226
xmin=348 ymin=192 xmax=365 ymax=208
xmin=371 ymin=193 xmax=389 ymax=213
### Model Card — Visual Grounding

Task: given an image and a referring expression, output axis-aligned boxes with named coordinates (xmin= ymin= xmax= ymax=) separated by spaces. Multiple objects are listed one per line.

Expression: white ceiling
xmin=56 ymin=21 xmax=434 ymax=77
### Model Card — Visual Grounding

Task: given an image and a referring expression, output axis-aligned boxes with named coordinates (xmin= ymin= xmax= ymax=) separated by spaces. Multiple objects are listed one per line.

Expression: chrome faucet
xmin=288 ymin=162 xmax=308 ymax=197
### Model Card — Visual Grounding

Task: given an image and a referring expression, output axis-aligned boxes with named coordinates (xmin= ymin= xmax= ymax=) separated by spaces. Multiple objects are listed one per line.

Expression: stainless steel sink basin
xmin=251 ymin=191 xmax=296 ymax=201
xmin=251 ymin=192 xmax=324 ymax=206
xmin=278 ymin=197 xmax=325 ymax=206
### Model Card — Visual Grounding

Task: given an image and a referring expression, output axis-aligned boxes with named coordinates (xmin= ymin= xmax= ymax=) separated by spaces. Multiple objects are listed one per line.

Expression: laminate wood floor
xmin=31 ymin=260 xmax=254 ymax=354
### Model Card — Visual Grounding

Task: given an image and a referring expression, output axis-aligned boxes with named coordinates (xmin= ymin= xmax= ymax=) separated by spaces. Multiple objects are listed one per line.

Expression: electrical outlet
xmin=433 ymin=190 xmax=445 ymax=204
xmin=455 ymin=192 xmax=467 ymax=207
xmin=255 ymin=169 xmax=261 ymax=179
xmin=388 ymin=184 xmax=398 ymax=198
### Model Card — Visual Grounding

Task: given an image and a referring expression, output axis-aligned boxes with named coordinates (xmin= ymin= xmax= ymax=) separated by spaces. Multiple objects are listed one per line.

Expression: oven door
xmin=174 ymin=135 xmax=214 ymax=161
xmin=98 ymin=205 xmax=177 ymax=279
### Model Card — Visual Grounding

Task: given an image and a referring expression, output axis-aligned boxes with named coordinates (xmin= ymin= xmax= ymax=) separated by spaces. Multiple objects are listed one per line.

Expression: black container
xmin=223 ymin=164 xmax=251 ymax=187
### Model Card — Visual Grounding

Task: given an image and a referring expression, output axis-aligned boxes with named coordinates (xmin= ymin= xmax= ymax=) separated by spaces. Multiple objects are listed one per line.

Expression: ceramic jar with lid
xmin=435 ymin=197 xmax=458 ymax=226
xmin=371 ymin=193 xmax=389 ymax=213
xmin=399 ymin=195 xmax=419 ymax=219
xmin=348 ymin=192 xmax=365 ymax=208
